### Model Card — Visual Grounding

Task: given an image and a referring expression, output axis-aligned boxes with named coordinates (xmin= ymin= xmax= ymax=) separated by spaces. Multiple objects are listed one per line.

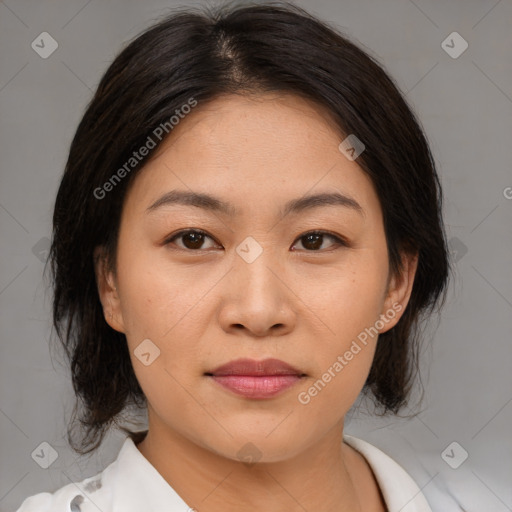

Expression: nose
xmin=218 ymin=248 xmax=296 ymax=338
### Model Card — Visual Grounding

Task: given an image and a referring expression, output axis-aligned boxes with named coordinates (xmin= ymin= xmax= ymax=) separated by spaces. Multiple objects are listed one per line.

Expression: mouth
xmin=205 ymin=358 xmax=307 ymax=399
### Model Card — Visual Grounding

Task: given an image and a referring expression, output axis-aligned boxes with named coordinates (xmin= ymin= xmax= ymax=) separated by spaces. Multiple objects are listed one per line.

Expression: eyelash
xmin=163 ymin=229 xmax=349 ymax=252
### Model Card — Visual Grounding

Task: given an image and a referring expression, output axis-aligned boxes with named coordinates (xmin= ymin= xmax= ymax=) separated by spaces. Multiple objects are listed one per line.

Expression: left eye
xmin=164 ymin=229 xmax=346 ymax=252
xmin=291 ymin=231 xmax=346 ymax=251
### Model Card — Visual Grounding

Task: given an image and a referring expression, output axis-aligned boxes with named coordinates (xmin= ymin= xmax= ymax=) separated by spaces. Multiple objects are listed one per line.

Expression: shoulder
xmin=15 ymin=472 xmax=110 ymax=512
xmin=344 ymin=434 xmax=433 ymax=512
xmin=14 ymin=433 xmax=191 ymax=512
xmin=14 ymin=442 xmax=123 ymax=512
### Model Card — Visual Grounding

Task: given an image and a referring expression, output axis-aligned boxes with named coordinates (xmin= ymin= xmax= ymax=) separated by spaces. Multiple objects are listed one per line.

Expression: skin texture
xmin=95 ymin=93 xmax=418 ymax=512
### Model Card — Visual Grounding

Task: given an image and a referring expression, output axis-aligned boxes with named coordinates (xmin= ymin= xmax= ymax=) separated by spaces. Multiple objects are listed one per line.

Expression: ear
xmin=378 ymin=250 xmax=419 ymax=334
xmin=93 ymin=246 xmax=126 ymax=333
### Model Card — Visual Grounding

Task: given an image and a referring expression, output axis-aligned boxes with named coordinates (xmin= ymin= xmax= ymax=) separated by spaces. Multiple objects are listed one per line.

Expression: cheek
xmin=297 ymin=278 xmax=384 ymax=419
xmin=303 ymin=252 xmax=388 ymax=398
xmin=308 ymin=254 xmax=388 ymax=344
xmin=298 ymin=344 xmax=376 ymax=420
xmin=116 ymin=245 xmax=211 ymax=386
xmin=116 ymin=242 xmax=201 ymax=339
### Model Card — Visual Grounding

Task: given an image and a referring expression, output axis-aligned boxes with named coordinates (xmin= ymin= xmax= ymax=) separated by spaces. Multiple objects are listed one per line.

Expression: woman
xmin=16 ymin=2 xmax=450 ymax=511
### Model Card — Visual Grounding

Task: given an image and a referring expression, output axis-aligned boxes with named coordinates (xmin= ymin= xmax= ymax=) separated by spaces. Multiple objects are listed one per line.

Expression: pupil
xmin=304 ymin=233 xmax=322 ymax=250
xmin=184 ymin=232 xmax=203 ymax=249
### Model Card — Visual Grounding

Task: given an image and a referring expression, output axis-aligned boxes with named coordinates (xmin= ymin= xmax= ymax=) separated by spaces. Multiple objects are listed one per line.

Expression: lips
xmin=206 ymin=358 xmax=305 ymax=377
xmin=205 ymin=358 xmax=306 ymax=399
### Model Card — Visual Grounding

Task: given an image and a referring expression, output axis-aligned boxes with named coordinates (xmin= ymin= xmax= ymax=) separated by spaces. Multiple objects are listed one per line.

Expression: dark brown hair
xmin=47 ymin=0 xmax=451 ymax=455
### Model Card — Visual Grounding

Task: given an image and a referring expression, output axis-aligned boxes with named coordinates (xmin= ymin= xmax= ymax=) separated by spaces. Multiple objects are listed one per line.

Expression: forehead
xmin=123 ymin=92 xmax=380 ymax=221
xmin=166 ymin=92 xmax=344 ymax=156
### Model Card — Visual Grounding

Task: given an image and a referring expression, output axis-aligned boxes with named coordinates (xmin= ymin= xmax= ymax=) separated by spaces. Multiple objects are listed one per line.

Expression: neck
xmin=135 ymin=419 xmax=385 ymax=512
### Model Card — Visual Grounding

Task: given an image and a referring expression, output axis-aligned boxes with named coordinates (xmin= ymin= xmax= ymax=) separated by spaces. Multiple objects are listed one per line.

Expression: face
xmin=95 ymin=93 xmax=417 ymax=462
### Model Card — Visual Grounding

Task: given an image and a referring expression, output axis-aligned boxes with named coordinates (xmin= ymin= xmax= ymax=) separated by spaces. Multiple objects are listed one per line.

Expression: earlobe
xmin=93 ymin=246 xmax=125 ymax=333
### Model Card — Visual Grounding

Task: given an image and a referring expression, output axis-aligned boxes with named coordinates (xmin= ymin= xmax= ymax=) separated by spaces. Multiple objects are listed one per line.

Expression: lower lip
xmin=209 ymin=375 xmax=303 ymax=399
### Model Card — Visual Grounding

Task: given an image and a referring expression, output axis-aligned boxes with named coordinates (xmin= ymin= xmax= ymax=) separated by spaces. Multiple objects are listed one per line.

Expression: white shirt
xmin=15 ymin=434 xmax=432 ymax=512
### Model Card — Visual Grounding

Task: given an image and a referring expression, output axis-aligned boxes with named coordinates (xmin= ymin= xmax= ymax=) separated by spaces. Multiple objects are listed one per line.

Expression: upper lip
xmin=207 ymin=358 xmax=305 ymax=377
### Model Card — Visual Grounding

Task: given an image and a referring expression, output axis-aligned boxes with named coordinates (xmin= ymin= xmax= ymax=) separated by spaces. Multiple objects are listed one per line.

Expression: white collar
xmin=19 ymin=434 xmax=432 ymax=511
xmin=105 ymin=435 xmax=432 ymax=511
xmin=102 ymin=435 xmax=191 ymax=511
xmin=344 ymin=435 xmax=433 ymax=512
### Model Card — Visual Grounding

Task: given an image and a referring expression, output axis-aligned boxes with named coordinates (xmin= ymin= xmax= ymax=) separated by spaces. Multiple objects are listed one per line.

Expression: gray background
xmin=1 ymin=0 xmax=511 ymax=510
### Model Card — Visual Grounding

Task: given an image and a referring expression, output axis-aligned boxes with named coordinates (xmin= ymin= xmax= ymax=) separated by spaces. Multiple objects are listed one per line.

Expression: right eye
xmin=164 ymin=229 xmax=221 ymax=251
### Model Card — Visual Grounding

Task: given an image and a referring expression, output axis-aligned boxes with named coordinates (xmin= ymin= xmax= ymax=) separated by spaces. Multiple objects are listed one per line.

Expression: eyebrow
xmin=145 ymin=189 xmax=364 ymax=218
